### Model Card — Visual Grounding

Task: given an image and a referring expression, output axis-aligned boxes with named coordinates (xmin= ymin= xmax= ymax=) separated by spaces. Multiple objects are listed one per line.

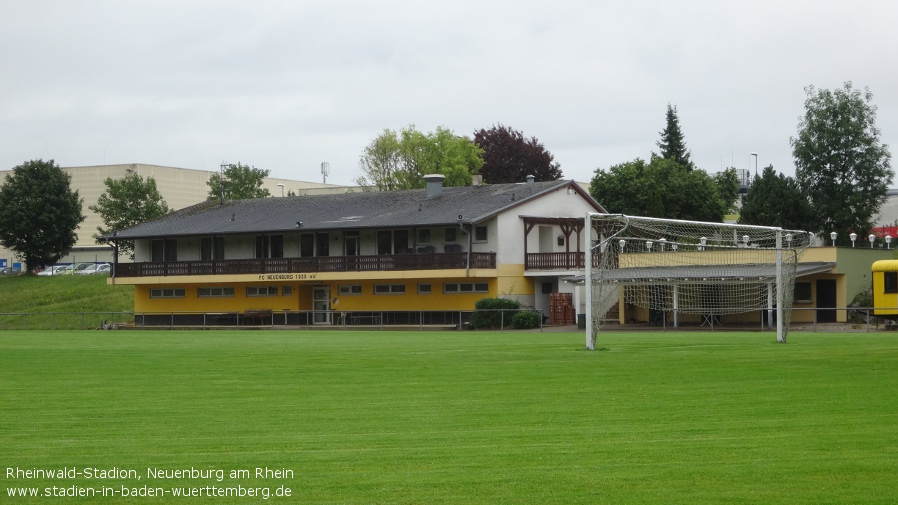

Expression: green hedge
xmin=471 ymin=298 xmax=520 ymax=329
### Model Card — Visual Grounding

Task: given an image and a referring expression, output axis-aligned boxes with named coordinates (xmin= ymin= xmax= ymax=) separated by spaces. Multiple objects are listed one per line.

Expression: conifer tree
xmin=655 ymin=104 xmax=694 ymax=170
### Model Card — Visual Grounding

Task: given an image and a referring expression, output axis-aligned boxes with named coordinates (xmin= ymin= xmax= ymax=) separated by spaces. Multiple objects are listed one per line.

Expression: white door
xmin=313 ymin=287 xmax=331 ymax=324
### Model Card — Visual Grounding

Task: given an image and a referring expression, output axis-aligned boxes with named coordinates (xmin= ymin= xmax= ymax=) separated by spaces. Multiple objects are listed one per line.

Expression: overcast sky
xmin=2 ymin=1 xmax=896 ymax=188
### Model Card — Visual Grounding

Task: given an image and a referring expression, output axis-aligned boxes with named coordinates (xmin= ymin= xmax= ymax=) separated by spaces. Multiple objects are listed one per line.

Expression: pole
xmin=585 ymin=212 xmax=595 ymax=350
xmin=776 ymin=230 xmax=785 ymax=343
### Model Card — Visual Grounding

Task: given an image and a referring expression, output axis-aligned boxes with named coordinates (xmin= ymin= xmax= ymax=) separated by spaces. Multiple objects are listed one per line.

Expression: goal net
xmin=584 ymin=214 xmax=813 ymax=349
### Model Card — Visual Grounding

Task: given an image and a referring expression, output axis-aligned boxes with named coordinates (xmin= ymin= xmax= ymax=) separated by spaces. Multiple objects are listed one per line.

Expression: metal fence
xmin=0 ymin=307 xmax=894 ymax=332
xmin=0 ymin=309 xmax=544 ymax=331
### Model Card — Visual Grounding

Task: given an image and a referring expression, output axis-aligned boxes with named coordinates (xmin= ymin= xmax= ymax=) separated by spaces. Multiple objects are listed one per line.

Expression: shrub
xmin=512 ymin=311 xmax=541 ymax=329
xmin=471 ymin=298 xmax=520 ymax=329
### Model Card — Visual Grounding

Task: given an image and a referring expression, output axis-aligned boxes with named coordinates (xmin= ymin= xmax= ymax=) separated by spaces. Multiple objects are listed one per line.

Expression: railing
xmin=525 ymin=252 xmax=601 ymax=270
xmin=114 ymin=252 xmax=497 ymax=278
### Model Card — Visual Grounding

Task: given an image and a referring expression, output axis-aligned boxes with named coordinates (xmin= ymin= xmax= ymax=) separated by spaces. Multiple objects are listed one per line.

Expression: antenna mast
xmin=321 ymin=162 xmax=330 ymax=184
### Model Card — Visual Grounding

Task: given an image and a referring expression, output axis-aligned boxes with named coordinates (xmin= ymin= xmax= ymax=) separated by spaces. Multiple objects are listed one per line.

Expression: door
xmin=816 ymin=279 xmax=837 ymax=323
xmin=313 ymin=286 xmax=331 ymax=324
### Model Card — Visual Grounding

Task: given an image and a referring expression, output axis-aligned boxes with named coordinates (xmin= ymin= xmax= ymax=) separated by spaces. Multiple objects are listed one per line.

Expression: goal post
xmin=584 ymin=213 xmax=813 ymax=349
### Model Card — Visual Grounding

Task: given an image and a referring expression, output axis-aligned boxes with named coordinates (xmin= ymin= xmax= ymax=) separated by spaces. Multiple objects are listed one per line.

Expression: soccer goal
xmin=584 ymin=213 xmax=813 ymax=349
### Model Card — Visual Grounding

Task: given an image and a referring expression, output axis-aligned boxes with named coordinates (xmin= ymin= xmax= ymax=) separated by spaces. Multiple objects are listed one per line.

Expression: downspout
xmin=459 ymin=222 xmax=471 ymax=277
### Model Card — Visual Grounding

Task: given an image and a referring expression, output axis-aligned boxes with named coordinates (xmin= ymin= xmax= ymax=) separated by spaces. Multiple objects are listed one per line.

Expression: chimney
xmin=424 ymin=174 xmax=445 ymax=198
xmin=472 ymin=174 xmax=483 ymax=186
xmin=526 ymin=175 xmax=535 ymax=184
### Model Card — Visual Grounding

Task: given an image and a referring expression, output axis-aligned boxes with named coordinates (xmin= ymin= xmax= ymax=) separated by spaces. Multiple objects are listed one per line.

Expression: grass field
xmin=0 ymin=275 xmax=133 ymax=329
xmin=2 ymin=330 xmax=897 ymax=504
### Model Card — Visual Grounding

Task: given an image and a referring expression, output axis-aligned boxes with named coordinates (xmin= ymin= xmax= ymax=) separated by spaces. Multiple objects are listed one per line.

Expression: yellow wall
xmin=134 ymin=277 xmax=506 ymax=314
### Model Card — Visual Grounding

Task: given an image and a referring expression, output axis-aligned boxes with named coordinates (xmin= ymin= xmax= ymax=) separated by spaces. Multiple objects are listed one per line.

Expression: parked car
xmin=0 ymin=266 xmax=21 ymax=276
xmin=38 ymin=265 xmax=68 ymax=276
xmin=75 ymin=263 xmax=111 ymax=275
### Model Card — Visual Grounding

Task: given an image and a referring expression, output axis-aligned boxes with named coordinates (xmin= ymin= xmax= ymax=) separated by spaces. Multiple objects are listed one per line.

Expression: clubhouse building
xmin=106 ymin=176 xmax=606 ymax=326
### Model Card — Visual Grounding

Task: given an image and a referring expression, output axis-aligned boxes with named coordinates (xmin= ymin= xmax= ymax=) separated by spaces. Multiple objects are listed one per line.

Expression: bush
xmin=512 ymin=311 xmax=541 ymax=329
xmin=471 ymin=298 xmax=521 ymax=329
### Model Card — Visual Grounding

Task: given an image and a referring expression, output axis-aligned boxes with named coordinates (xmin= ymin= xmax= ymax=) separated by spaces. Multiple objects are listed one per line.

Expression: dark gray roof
xmin=109 ymin=180 xmax=605 ymax=239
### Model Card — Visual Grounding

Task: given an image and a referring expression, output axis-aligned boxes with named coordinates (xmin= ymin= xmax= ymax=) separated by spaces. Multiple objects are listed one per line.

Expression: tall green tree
xmin=791 ymin=82 xmax=893 ymax=243
xmin=89 ymin=173 xmax=170 ymax=259
xmin=738 ymin=165 xmax=812 ymax=230
xmin=355 ymin=125 xmax=483 ymax=190
xmin=589 ymin=157 xmax=735 ymax=222
xmin=473 ymin=123 xmax=563 ymax=183
xmin=655 ymin=103 xmax=694 ymax=169
xmin=0 ymin=159 xmax=85 ymax=272
xmin=207 ymin=163 xmax=271 ymax=201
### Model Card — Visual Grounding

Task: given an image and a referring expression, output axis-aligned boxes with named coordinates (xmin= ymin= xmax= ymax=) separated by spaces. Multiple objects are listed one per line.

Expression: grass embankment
xmin=2 ymin=330 xmax=897 ymax=504
xmin=0 ymin=274 xmax=133 ymax=329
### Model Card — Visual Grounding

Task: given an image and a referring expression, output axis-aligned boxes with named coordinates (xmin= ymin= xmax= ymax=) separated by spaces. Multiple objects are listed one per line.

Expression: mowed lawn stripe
xmin=1 ymin=330 xmax=896 ymax=504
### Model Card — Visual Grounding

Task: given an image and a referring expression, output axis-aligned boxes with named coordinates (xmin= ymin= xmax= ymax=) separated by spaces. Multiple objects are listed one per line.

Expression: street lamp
xmin=869 ymin=233 xmax=876 ymax=248
xmin=887 ymin=235 xmax=892 ymax=249
xmin=830 ymin=232 xmax=837 ymax=247
xmin=850 ymin=232 xmax=857 ymax=247
xmin=751 ymin=152 xmax=758 ymax=180
xmin=276 ymin=183 xmax=285 ymax=197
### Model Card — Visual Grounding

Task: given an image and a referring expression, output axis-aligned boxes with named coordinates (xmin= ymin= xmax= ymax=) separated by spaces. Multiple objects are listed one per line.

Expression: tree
xmin=791 ymin=82 xmax=893 ymax=243
xmin=655 ymin=103 xmax=694 ymax=169
xmin=89 ymin=173 xmax=170 ymax=259
xmin=589 ymin=157 xmax=735 ymax=222
xmin=738 ymin=165 xmax=812 ymax=230
xmin=0 ymin=159 xmax=85 ymax=272
xmin=207 ymin=163 xmax=271 ymax=201
xmin=473 ymin=123 xmax=563 ymax=183
xmin=355 ymin=125 xmax=483 ymax=190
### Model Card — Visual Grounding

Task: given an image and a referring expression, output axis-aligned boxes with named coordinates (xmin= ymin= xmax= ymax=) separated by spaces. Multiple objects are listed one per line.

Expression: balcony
xmin=525 ymin=252 xmax=600 ymax=270
xmin=114 ymin=252 xmax=497 ymax=278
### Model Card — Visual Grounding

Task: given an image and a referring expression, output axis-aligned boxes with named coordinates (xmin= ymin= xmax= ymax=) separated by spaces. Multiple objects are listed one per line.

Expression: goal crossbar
xmin=585 ymin=213 xmax=813 ymax=349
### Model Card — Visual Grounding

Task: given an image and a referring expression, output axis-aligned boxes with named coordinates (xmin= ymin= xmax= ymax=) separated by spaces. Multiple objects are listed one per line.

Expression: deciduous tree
xmin=791 ymin=82 xmax=893 ymax=243
xmin=0 ymin=159 xmax=84 ymax=272
xmin=473 ymin=123 xmax=563 ymax=183
xmin=589 ymin=158 xmax=735 ymax=222
xmin=207 ymin=163 xmax=271 ymax=201
xmin=356 ymin=125 xmax=483 ymax=190
xmin=89 ymin=173 xmax=170 ymax=258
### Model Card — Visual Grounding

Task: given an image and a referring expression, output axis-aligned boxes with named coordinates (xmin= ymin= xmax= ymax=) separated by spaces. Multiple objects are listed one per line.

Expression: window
xmin=444 ymin=227 xmax=457 ymax=242
xmin=374 ymin=284 xmax=406 ymax=295
xmin=418 ymin=228 xmax=431 ymax=244
xmin=197 ymin=287 xmax=235 ymax=297
xmin=300 ymin=234 xmax=314 ymax=258
xmin=793 ymin=282 xmax=812 ymax=303
xmin=345 ymin=231 xmax=360 ymax=256
xmin=316 ymin=233 xmax=329 ymax=256
xmin=377 ymin=230 xmax=409 ymax=254
xmin=150 ymin=288 xmax=185 ymax=299
xmin=282 ymin=286 xmax=292 ymax=296
xmin=418 ymin=283 xmax=432 ymax=294
xmin=247 ymin=286 xmax=278 ymax=297
xmin=474 ymin=225 xmax=488 ymax=242
xmin=339 ymin=285 xmax=362 ymax=295
xmin=444 ymin=282 xmax=489 ymax=294
xmin=201 ymin=236 xmax=225 ymax=261
xmin=255 ymin=235 xmax=268 ymax=258
xmin=885 ymin=272 xmax=898 ymax=294
xmin=270 ymin=235 xmax=284 ymax=258
xmin=151 ymin=239 xmax=178 ymax=262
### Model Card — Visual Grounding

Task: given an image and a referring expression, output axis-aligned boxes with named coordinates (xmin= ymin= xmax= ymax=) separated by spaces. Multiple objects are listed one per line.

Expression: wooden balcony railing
xmin=525 ymin=252 xmax=601 ymax=270
xmin=114 ymin=252 xmax=497 ymax=278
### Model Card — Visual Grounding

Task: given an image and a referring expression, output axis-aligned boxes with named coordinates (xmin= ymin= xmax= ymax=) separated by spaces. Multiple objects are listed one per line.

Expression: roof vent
xmin=424 ymin=174 xmax=445 ymax=198
xmin=526 ymin=175 xmax=535 ymax=184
